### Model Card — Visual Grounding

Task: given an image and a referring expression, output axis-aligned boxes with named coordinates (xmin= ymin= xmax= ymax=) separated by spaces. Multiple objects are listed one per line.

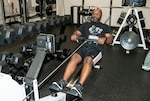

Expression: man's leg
xmin=79 ymin=56 xmax=93 ymax=85
xmin=67 ymin=56 xmax=93 ymax=98
xmin=49 ymin=53 xmax=82 ymax=91
xmin=79 ymin=52 xmax=102 ymax=85
xmin=63 ymin=53 xmax=82 ymax=81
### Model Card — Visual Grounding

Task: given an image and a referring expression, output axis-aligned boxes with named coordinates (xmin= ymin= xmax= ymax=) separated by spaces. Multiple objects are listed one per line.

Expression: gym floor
xmin=0 ymin=25 xmax=150 ymax=101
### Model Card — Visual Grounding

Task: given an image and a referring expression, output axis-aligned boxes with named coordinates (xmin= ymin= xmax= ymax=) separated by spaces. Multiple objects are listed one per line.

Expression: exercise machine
xmin=0 ymin=33 xmax=81 ymax=101
xmin=0 ymin=33 xmax=102 ymax=101
xmin=142 ymin=50 xmax=150 ymax=71
xmin=112 ymin=3 xmax=148 ymax=53
xmin=0 ymin=33 xmax=66 ymax=101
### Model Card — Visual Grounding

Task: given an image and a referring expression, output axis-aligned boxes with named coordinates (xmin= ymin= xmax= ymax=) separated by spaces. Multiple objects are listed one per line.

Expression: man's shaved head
xmin=91 ymin=8 xmax=102 ymax=22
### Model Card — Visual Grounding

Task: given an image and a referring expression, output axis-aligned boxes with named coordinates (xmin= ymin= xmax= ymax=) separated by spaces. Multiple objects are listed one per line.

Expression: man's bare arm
xmin=71 ymin=30 xmax=82 ymax=41
xmin=105 ymin=33 xmax=113 ymax=44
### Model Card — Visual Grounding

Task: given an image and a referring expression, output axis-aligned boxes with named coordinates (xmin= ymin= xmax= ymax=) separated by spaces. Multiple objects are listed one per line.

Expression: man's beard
xmin=91 ymin=18 xmax=100 ymax=22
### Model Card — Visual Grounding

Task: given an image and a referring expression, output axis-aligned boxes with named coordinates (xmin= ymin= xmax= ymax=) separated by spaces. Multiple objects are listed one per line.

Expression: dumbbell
xmin=1 ymin=27 xmax=16 ymax=44
xmin=55 ymin=16 xmax=61 ymax=25
xmin=24 ymin=22 xmax=38 ymax=37
xmin=64 ymin=15 xmax=71 ymax=25
xmin=20 ymin=43 xmax=36 ymax=59
xmin=48 ymin=17 xmax=55 ymax=27
xmin=62 ymin=49 xmax=71 ymax=57
xmin=55 ymin=35 xmax=61 ymax=50
xmin=57 ymin=34 xmax=67 ymax=42
xmin=56 ymin=49 xmax=71 ymax=60
xmin=12 ymin=24 xmax=27 ymax=40
xmin=35 ymin=21 xmax=45 ymax=33
xmin=54 ymin=34 xmax=67 ymax=50
xmin=0 ymin=31 xmax=5 ymax=46
xmin=0 ymin=51 xmax=12 ymax=62
xmin=0 ymin=60 xmax=10 ymax=74
xmin=60 ymin=16 xmax=66 ymax=25
xmin=11 ymin=53 xmax=25 ymax=69
xmin=0 ymin=51 xmax=24 ymax=69
xmin=41 ymin=19 xmax=50 ymax=32
xmin=0 ymin=51 xmax=12 ymax=74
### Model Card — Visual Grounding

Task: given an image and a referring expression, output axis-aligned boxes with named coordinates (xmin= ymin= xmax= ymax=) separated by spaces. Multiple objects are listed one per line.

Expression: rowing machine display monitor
xmin=36 ymin=33 xmax=55 ymax=53
xmin=122 ymin=0 xmax=147 ymax=7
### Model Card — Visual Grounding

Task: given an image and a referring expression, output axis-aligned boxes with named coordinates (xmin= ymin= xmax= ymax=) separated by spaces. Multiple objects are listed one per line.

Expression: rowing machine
xmin=0 ymin=34 xmax=102 ymax=101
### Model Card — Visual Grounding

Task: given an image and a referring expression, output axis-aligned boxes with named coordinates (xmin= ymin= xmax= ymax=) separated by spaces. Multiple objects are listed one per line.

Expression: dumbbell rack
xmin=112 ymin=7 xmax=148 ymax=50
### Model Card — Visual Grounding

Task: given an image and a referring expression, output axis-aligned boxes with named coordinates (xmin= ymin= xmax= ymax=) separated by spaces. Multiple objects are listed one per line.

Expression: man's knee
xmin=70 ymin=53 xmax=82 ymax=63
xmin=83 ymin=56 xmax=93 ymax=65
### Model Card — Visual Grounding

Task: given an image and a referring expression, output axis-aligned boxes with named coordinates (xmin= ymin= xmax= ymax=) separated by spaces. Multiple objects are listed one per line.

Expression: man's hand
xmin=71 ymin=30 xmax=82 ymax=42
xmin=98 ymin=37 xmax=107 ymax=45
xmin=105 ymin=34 xmax=113 ymax=44
xmin=71 ymin=34 xmax=78 ymax=41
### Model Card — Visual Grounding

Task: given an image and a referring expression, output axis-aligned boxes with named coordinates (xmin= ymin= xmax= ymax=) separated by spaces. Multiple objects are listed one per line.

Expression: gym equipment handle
xmin=76 ymin=36 xmax=98 ymax=43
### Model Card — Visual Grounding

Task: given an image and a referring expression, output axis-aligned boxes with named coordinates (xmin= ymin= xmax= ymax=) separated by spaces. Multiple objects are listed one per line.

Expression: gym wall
xmin=56 ymin=0 xmax=150 ymax=29
xmin=111 ymin=0 xmax=150 ymax=29
xmin=0 ymin=0 xmax=32 ymax=24
xmin=56 ymin=0 xmax=82 ymax=24
xmin=0 ymin=0 xmax=20 ymax=25
xmin=84 ymin=0 xmax=111 ymax=25
xmin=0 ymin=0 xmax=150 ymax=29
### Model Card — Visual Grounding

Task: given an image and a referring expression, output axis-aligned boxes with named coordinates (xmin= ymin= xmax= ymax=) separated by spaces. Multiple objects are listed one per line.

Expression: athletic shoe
xmin=67 ymin=83 xmax=83 ymax=98
xmin=49 ymin=79 xmax=67 ymax=91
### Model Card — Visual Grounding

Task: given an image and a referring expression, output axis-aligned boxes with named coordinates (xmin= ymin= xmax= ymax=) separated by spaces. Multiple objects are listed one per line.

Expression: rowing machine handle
xmin=76 ymin=37 xmax=84 ymax=42
xmin=77 ymin=36 xmax=98 ymax=43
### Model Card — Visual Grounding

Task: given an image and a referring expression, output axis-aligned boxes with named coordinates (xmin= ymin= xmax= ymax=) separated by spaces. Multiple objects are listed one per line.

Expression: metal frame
xmin=0 ymin=0 xmax=27 ymax=25
xmin=0 ymin=0 xmax=6 ymax=26
xmin=142 ymin=50 xmax=150 ymax=71
xmin=112 ymin=7 xmax=148 ymax=50
xmin=23 ymin=33 xmax=85 ymax=101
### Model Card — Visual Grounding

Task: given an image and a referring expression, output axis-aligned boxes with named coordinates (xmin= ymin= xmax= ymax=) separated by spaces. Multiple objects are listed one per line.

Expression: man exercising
xmin=49 ymin=8 xmax=113 ymax=98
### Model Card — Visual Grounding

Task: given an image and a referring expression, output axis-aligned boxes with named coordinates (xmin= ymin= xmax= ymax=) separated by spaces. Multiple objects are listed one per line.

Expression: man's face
xmin=91 ymin=9 xmax=102 ymax=22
